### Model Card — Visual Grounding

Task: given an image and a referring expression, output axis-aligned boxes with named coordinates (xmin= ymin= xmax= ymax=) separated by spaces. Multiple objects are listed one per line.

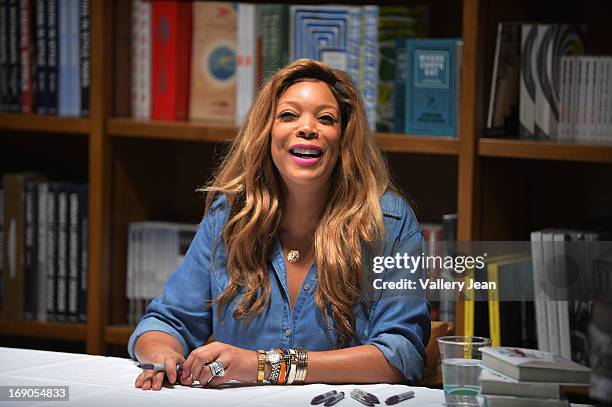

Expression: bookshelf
xmin=0 ymin=0 xmax=611 ymax=368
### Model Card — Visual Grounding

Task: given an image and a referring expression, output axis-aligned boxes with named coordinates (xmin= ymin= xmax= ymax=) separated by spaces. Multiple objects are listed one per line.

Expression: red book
xmin=19 ymin=0 xmax=33 ymax=113
xmin=151 ymin=1 xmax=192 ymax=121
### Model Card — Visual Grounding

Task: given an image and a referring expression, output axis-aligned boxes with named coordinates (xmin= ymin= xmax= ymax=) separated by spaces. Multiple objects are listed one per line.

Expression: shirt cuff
xmin=364 ymin=332 xmax=425 ymax=384
xmin=127 ymin=317 xmax=190 ymax=360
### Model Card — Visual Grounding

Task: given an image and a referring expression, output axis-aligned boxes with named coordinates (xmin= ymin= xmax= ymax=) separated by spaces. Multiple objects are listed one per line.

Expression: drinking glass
xmin=437 ymin=336 xmax=491 ymax=406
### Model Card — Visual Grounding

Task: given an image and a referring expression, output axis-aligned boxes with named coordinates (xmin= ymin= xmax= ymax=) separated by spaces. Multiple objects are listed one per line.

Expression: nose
xmin=296 ymin=115 xmax=318 ymax=139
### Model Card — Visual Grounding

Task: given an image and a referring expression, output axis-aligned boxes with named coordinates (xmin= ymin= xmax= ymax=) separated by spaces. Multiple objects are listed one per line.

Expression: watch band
xmin=256 ymin=350 xmax=266 ymax=383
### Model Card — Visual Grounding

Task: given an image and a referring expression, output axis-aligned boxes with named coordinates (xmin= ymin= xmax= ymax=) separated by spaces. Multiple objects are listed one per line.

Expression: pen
xmin=352 ymin=388 xmax=380 ymax=404
xmin=385 ymin=391 xmax=415 ymax=405
xmin=350 ymin=389 xmax=375 ymax=406
xmin=324 ymin=391 xmax=345 ymax=406
xmin=137 ymin=363 xmax=183 ymax=374
xmin=311 ymin=390 xmax=338 ymax=405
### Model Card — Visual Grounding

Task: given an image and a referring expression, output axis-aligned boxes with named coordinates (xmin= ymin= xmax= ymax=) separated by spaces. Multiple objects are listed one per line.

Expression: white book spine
xmin=519 ymin=24 xmax=537 ymax=139
xmin=585 ymin=57 xmax=595 ymax=142
xmin=530 ymin=230 xmax=549 ymax=351
xmin=557 ymin=57 xmax=569 ymax=141
xmin=553 ymin=232 xmax=571 ymax=360
xmin=131 ymin=0 xmax=151 ymax=119
xmin=542 ymin=231 xmax=560 ymax=356
xmin=362 ymin=5 xmax=378 ymax=130
xmin=487 ymin=22 xmax=503 ymax=130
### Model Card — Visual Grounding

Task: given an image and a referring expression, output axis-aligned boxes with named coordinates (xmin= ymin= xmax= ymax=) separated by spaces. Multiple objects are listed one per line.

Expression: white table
xmin=0 ymin=347 xmax=445 ymax=406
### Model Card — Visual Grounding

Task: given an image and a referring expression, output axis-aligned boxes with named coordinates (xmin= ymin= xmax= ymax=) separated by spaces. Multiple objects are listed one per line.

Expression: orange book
xmin=189 ymin=2 xmax=237 ymax=122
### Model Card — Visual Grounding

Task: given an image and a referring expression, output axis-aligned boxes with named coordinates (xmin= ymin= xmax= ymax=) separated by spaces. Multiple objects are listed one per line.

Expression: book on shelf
xmin=131 ymin=0 xmax=151 ymax=120
xmin=481 ymin=346 xmax=591 ymax=384
xmin=188 ymin=1 xmax=236 ymax=123
xmin=376 ymin=5 xmax=428 ymax=133
xmin=519 ymin=24 xmax=537 ymax=139
xmin=398 ymin=38 xmax=462 ymax=137
xmin=235 ymin=3 xmax=261 ymax=126
xmin=126 ymin=222 xmax=197 ymax=325
xmin=261 ymin=4 xmax=289 ymax=82
xmin=0 ymin=0 xmax=89 ymax=115
xmin=480 ymin=368 xmax=562 ymax=400
xmin=0 ymin=176 xmax=88 ymax=323
xmin=487 ymin=254 xmax=535 ymax=349
xmin=486 ymin=22 xmax=521 ymax=137
xmin=151 ymin=0 xmax=192 ymax=121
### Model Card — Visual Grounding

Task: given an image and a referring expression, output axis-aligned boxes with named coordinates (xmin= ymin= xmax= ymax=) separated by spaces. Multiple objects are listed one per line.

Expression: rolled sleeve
xmin=364 ymin=298 xmax=430 ymax=383
xmin=364 ymin=192 xmax=431 ymax=383
xmin=127 ymin=201 xmax=222 ymax=359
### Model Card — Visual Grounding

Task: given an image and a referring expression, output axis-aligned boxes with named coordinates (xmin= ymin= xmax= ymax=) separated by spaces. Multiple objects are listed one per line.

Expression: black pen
xmin=352 ymin=388 xmax=380 ymax=404
xmin=385 ymin=391 xmax=415 ymax=405
xmin=137 ymin=363 xmax=183 ymax=374
xmin=350 ymin=389 xmax=375 ymax=406
xmin=324 ymin=392 xmax=345 ymax=406
xmin=311 ymin=390 xmax=338 ymax=405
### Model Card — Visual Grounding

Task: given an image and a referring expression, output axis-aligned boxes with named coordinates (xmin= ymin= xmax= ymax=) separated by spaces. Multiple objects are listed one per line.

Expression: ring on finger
xmin=208 ymin=360 xmax=225 ymax=378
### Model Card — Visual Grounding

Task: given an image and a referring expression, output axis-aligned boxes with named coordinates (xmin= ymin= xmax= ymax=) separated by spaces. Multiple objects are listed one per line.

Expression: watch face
xmin=267 ymin=350 xmax=281 ymax=364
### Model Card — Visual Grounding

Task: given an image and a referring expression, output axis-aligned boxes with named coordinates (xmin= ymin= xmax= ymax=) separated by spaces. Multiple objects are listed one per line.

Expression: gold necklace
xmin=287 ymin=250 xmax=300 ymax=263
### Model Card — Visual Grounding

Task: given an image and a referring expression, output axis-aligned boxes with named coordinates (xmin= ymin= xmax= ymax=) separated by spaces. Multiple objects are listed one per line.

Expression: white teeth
xmin=291 ymin=147 xmax=322 ymax=155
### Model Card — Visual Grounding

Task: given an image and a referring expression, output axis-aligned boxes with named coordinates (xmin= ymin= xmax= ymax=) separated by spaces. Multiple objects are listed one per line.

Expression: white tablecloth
xmin=0 ymin=347 xmax=445 ymax=406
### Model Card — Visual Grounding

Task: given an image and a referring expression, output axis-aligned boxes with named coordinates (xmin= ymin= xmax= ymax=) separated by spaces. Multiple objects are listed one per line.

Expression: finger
xmin=206 ymin=369 xmax=230 ymax=388
xmin=179 ymin=373 xmax=194 ymax=386
xmin=194 ymin=360 xmax=213 ymax=385
xmin=140 ymin=371 xmax=154 ymax=390
xmin=151 ymin=371 xmax=165 ymax=391
xmin=182 ymin=353 xmax=196 ymax=381
xmin=135 ymin=371 xmax=147 ymax=388
xmin=164 ymin=356 xmax=179 ymax=384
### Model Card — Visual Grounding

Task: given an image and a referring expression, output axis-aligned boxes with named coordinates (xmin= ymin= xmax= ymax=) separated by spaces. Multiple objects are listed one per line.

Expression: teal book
xmin=401 ymin=38 xmax=462 ymax=136
xmin=261 ymin=4 xmax=289 ymax=81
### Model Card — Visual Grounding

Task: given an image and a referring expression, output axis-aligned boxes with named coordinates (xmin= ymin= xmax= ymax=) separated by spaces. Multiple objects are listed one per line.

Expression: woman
xmin=130 ymin=59 xmax=430 ymax=391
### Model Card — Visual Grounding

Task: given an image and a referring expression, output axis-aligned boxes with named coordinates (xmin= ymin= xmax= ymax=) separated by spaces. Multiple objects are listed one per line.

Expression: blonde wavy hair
xmin=204 ymin=59 xmax=396 ymax=346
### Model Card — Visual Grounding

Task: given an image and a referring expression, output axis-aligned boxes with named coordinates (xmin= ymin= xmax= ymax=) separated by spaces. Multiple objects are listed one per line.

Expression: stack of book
xmin=479 ymin=347 xmax=590 ymax=407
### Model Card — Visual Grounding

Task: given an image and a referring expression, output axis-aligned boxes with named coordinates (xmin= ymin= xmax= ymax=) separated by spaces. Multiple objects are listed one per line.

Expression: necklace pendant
xmin=287 ymin=250 xmax=300 ymax=263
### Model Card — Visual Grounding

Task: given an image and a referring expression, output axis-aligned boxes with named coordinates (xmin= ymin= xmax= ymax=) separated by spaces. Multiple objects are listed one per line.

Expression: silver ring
xmin=208 ymin=360 xmax=225 ymax=377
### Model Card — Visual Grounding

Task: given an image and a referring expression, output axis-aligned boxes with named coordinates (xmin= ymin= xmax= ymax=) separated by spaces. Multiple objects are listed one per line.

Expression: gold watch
xmin=256 ymin=350 xmax=266 ymax=383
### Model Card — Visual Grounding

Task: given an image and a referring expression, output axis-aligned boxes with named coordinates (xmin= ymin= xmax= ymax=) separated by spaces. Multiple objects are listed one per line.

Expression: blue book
xmin=58 ymin=0 xmax=70 ymax=116
xmin=361 ymin=6 xmax=378 ymax=130
xmin=68 ymin=0 xmax=80 ymax=116
xmin=290 ymin=5 xmax=362 ymax=86
xmin=402 ymin=38 xmax=462 ymax=136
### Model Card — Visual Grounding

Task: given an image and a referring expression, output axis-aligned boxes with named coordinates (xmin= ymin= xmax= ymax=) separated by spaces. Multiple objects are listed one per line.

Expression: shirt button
xmin=303 ymin=284 xmax=310 ymax=291
xmin=284 ymin=329 xmax=292 ymax=337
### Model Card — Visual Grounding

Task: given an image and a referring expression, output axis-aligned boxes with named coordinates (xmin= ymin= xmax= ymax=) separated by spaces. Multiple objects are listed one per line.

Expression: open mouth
xmin=289 ymin=147 xmax=323 ymax=159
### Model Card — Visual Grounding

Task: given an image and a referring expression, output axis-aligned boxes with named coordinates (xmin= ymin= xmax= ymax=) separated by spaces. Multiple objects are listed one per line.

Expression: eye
xmin=318 ymin=114 xmax=337 ymax=125
xmin=278 ymin=111 xmax=297 ymax=121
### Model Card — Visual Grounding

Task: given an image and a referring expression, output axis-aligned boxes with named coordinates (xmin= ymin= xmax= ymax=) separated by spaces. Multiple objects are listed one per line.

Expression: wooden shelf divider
xmin=104 ymin=325 xmax=133 ymax=346
xmin=0 ymin=319 xmax=87 ymax=341
xmin=0 ymin=113 xmax=90 ymax=134
xmin=479 ymin=138 xmax=612 ymax=164
xmin=107 ymin=118 xmax=237 ymax=143
xmin=376 ymin=133 xmax=459 ymax=155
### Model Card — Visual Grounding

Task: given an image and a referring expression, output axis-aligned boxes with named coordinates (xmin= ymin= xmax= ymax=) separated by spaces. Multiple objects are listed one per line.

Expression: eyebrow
xmin=278 ymin=100 xmax=339 ymax=112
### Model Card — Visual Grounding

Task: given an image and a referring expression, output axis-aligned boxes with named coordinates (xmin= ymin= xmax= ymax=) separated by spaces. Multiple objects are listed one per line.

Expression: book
xmin=33 ymin=0 xmax=48 ymax=114
xmin=530 ymin=230 xmax=549 ymax=351
xmin=401 ymin=38 xmax=462 ymax=136
xmin=480 ymin=368 xmax=562 ymax=399
xmin=533 ymin=24 xmax=585 ymax=140
xmin=483 ymin=394 xmax=568 ymax=407
xmin=19 ymin=0 xmax=32 ymax=113
xmin=486 ymin=22 xmax=521 ymax=137
xmin=0 ymin=0 xmax=8 ymax=112
xmin=361 ymin=5 xmax=378 ymax=130
xmin=480 ymin=347 xmax=591 ymax=384
xmin=131 ymin=0 xmax=151 ymax=119
xmin=519 ymin=24 xmax=537 ymax=139
xmin=79 ymin=0 xmax=89 ymax=116
xmin=235 ymin=3 xmax=260 ymax=125
xmin=261 ymin=4 xmax=288 ymax=81
xmin=290 ymin=5 xmax=362 ymax=86
xmin=7 ymin=0 xmax=20 ymax=112
xmin=189 ymin=2 xmax=236 ymax=122
xmin=487 ymin=255 xmax=535 ymax=348
xmin=77 ymin=183 xmax=88 ymax=322
xmin=376 ymin=5 xmax=428 ymax=133
xmin=46 ymin=0 xmax=59 ymax=114
xmin=36 ymin=182 xmax=48 ymax=321
xmin=151 ymin=0 xmax=192 ymax=121
xmin=46 ymin=182 xmax=59 ymax=320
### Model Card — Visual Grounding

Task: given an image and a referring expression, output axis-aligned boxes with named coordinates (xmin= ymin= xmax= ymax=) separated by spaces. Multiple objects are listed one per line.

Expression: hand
xmin=181 ymin=342 xmax=258 ymax=387
xmin=135 ymin=350 xmax=186 ymax=391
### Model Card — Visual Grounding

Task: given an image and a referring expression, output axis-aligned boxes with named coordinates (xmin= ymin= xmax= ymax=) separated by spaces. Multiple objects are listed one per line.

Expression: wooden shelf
xmin=107 ymin=118 xmax=237 ymax=143
xmin=479 ymin=138 xmax=612 ymax=164
xmin=377 ymin=133 xmax=459 ymax=155
xmin=0 ymin=319 xmax=87 ymax=341
xmin=105 ymin=324 xmax=133 ymax=346
xmin=107 ymin=118 xmax=459 ymax=155
xmin=0 ymin=113 xmax=90 ymax=134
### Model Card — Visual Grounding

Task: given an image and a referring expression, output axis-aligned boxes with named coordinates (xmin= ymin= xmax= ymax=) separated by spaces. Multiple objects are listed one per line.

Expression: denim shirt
xmin=128 ymin=191 xmax=430 ymax=383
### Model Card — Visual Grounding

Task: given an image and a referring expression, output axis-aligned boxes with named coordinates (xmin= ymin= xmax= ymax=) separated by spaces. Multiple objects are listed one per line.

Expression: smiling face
xmin=271 ymin=80 xmax=341 ymax=193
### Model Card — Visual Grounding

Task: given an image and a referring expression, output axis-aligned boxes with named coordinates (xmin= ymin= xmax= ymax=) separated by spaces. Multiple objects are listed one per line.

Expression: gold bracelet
xmin=257 ymin=350 xmax=266 ymax=383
